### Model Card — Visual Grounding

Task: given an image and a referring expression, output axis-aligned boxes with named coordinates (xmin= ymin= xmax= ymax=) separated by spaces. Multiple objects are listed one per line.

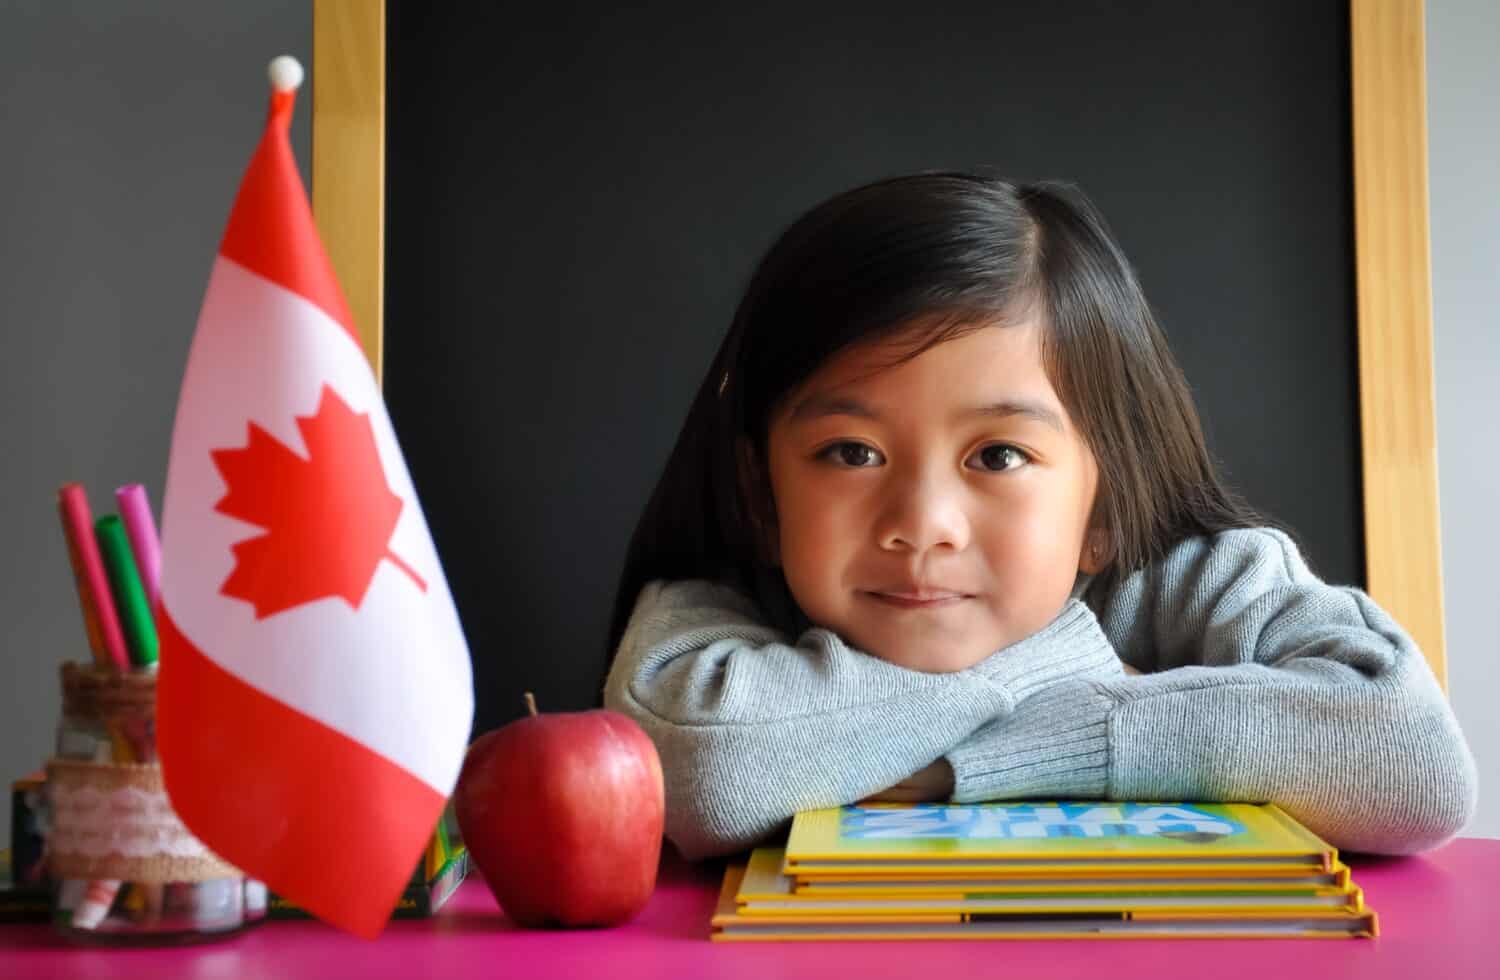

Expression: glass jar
xmin=46 ymin=661 xmax=267 ymax=945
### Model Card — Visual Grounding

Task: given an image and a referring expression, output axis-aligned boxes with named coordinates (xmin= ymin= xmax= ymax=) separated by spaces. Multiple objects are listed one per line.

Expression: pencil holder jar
xmin=45 ymin=661 xmax=267 ymax=945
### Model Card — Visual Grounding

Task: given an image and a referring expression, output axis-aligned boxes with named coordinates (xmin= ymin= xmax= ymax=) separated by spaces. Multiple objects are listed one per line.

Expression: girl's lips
xmin=865 ymin=591 xmax=969 ymax=609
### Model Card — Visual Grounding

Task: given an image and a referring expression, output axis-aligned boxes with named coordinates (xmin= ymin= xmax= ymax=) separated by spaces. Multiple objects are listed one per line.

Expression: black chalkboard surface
xmin=383 ymin=0 xmax=1360 ymax=732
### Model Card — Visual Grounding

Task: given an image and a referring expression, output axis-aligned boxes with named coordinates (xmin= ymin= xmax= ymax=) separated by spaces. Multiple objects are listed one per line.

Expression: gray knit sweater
xmin=603 ymin=528 xmax=1477 ymax=860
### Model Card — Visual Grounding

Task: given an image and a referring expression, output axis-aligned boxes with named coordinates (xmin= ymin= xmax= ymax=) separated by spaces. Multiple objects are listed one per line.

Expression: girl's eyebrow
xmin=788 ymin=394 xmax=1065 ymax=433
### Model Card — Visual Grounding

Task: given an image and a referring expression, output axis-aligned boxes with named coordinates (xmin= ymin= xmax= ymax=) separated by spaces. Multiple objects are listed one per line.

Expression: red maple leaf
xmin=210 ymin=384 xmax=427 ymax=619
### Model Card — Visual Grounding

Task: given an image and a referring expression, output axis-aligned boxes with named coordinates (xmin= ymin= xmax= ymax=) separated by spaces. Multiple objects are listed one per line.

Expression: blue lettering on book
xmin=839 ymin=804 xmax=1242 ymax=840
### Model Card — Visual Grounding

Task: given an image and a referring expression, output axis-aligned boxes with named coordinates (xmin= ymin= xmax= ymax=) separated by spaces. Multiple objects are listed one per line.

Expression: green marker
xmin=95 ymin=514 xmax=159 ymax=669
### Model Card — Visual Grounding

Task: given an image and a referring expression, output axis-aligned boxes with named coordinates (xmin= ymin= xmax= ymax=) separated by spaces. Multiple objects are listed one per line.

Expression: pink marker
xmin=57 ymin=484 xmax=131 ymax=671
xmin=114 ymin=483 xmax=162 ymax=612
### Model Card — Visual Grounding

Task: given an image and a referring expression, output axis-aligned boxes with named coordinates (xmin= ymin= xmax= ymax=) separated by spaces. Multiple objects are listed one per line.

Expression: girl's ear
xmin=736 ymin=436 xmax=781 ymax=566
xmin=1079 ymin=526 xmax=1112 ymax=575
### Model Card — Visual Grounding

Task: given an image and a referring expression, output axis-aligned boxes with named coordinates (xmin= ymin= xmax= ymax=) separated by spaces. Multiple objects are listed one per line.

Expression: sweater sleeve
xmin=944 ymin=528 xmax=1478 ymax=855
xmin=603 ymin=578 xmax=1126 ymax=859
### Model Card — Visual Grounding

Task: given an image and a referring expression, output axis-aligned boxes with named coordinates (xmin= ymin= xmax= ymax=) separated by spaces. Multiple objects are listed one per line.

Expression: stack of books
xmin=711 ymin=802 xmax=1378 ymax=941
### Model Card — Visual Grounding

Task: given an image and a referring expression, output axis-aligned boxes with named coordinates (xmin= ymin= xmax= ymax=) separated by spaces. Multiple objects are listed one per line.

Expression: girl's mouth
xmin=864 ymin=591 xmax=969 ymax=609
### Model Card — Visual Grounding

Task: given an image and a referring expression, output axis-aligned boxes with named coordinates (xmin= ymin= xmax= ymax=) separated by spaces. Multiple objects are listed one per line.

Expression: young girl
xmin=602 ymin=172 xmax=1477 ymax=861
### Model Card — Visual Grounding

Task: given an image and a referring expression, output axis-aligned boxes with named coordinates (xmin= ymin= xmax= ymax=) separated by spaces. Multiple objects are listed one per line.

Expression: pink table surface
xmin=3 ymin=838 xmax=1496 ymax=980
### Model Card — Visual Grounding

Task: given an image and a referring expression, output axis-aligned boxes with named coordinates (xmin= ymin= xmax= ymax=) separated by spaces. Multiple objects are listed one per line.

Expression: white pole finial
xmin=268 ymin=55 xmax=304 ymax=93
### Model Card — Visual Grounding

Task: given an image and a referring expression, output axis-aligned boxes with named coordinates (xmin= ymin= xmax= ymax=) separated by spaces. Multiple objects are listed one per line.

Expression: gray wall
xmin=1 ymin=1 xmax=1493 ymax=846
xmin=1429 ymin=0 xmax=1500 ymax=839
xmin=0 ymin=1 xmax=310 ymax=845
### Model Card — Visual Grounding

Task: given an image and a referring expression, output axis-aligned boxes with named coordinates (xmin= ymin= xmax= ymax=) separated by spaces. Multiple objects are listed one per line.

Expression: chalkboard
xmin=379 ymin=0 xmax=1363 ymax=732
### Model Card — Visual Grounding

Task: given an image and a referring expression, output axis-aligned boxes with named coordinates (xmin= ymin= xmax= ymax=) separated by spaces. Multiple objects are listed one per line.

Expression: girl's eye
xmin=818 ymin=442 xmax=885 ymax=468
xmin=968 ymin=444 xmax=1030 ymax=472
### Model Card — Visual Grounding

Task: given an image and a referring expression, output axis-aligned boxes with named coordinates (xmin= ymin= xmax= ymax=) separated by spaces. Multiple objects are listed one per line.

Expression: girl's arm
xmin=945 ymin=528 xmax=1478 ymax=855
xmin=604 ymin=578 xmax=1125 ymax=859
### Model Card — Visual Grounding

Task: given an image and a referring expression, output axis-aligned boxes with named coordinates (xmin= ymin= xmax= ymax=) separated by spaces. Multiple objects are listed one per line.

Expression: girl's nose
xmin=875 ymin=474 xmax=972 ymax=554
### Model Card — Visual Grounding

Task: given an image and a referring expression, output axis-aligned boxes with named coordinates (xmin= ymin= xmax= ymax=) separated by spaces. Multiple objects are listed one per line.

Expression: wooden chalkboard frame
xmin=308 ymin=0 xmax=1448 ymax=686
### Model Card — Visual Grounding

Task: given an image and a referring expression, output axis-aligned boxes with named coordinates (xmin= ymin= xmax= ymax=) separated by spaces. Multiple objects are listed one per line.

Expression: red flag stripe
xmin=217 ymin=89 xmax=359 ymax=344
xmin=156 ymin=609 xmax=443 ymax=939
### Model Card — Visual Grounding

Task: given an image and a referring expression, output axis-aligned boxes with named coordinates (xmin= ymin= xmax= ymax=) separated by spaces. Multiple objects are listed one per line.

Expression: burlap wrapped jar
xmin=46 ymin=662 xmax=263 ymax=943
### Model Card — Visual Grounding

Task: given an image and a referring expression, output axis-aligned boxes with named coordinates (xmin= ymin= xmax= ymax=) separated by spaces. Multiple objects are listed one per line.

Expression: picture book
xmin=9 ymin=772 xmax=47 ymax=890
xmin=269 ymin=847 xmax=468 ymax=920
xmin=794 ymin=861 xmax=1353 ymax=895
xmin=269 ymin=817 xmax=468 ymax=920
xmin=0 ymin=845 xmax=50 ymax=924
xmin=785 ymin=802 xmax=1338 ymax=877
xmin=2 ymin=773 xmax=51 ymax=923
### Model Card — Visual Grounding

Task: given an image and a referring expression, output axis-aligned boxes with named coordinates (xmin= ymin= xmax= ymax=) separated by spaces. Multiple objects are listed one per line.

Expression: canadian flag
xmin=157 ymin=58 xmax=473 ymax=938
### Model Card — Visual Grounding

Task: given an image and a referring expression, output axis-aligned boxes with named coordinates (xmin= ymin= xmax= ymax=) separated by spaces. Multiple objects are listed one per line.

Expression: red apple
xmin=453 ymin=692 xmax=665 ymax=928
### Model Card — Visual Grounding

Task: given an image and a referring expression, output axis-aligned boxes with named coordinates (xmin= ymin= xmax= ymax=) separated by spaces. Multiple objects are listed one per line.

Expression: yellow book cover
xmin=741 ymin=848 xmax=1364 ymax=917
xmin=711 ymin=860 xmax=1378 ymax=942
xmin=785 ymin=802 xmax=1338 ymax=877
xmin=795 ymin=861 xmax=1353 ymax=895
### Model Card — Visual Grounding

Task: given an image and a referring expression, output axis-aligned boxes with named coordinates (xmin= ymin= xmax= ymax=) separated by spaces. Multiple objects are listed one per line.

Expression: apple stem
xmin=524 ymin=691 xmax=539 ymax=718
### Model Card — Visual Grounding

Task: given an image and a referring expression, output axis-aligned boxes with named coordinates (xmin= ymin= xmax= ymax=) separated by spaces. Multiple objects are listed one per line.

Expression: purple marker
xmin=114 ymin=484 xmax=162 ymax=612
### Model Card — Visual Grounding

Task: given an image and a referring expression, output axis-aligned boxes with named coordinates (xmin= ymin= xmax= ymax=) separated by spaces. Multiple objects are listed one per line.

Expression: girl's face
xmin=763 ymin=320 xmax=1104 ymax=673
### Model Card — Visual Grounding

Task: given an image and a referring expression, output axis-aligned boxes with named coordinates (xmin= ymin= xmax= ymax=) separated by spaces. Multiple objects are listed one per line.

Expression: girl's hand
xmin=861 ymin=663 xmax=1137 ymax=805
xmin=859 ymin=759 xmax=955 ymax=803
xmin=861 ymin=666 xmax=1137 ymax=804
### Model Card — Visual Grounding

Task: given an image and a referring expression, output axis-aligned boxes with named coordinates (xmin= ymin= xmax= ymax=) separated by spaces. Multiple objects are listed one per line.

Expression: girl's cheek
xmin=980 ymin=502 xmax=1066 ymax=569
